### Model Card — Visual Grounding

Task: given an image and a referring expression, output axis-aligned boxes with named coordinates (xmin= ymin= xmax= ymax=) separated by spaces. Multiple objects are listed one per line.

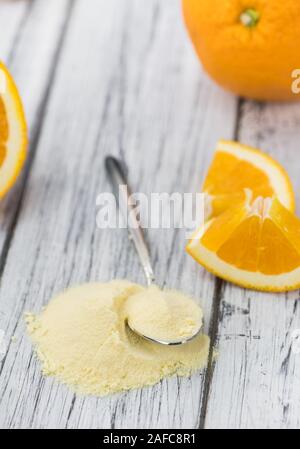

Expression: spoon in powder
xmin=105 ymin=156 xmax=203 ymax=346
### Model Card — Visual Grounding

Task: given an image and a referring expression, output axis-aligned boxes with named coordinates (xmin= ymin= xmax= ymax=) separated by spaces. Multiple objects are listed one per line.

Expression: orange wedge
xmin=203 ymin=140 xmax=295 ymax=218
xmin=187 ymin=193 xmax=300 ymax=292
xmin=0 ymin=62 xmax=27 ymax=198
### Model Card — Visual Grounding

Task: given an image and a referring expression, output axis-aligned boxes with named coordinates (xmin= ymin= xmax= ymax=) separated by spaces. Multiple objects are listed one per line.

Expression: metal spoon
xmin=105 ymin=156 xmax=202 ymax=345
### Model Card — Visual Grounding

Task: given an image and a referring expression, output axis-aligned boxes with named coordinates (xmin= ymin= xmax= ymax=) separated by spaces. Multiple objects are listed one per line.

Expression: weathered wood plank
xmin=0 ymin=0 xmax=28 ymax=60
xmin=0 ymin=0 xmax=74 ymax=428
xmin=0 ymin=0 xmax=73 ymax=253
xmin=0 ymin=0 xmax=238 ymax=428
xmin=205 ymin=100 xmax=300 ymax=429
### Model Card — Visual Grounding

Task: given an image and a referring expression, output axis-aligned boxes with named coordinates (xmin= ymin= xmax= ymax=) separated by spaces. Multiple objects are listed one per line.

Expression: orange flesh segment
xmin=269 ymin=198 xmax=300 ymax=253
xmin=258 ymin=218 xmax=300 ymax=275
xmin=217 ymin=215 xmax=261 ymax=272
xmin=204 ymin=152 xmax=274 ymax=196
xmin=204 ymin=151 xmax=275 ymax=215
xmin=0 ymin=96 xmax=8 ymax=166
xmin=214 ymin=160 xmax=274 ymax=196
xmin=203 ymin=152 xmax=238 ymax=190
xmin=201 ymin=202 xmax=249 ymax=252
xmin=210 ymin=191 xmax=246 ymax=217
xmin=201 ymin=197 xmax=300 ymax=275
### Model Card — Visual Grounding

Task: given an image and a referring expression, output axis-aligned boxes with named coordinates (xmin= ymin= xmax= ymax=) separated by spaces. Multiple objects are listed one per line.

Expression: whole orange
xmin=182 ymin=0 xmax=300 ymax=101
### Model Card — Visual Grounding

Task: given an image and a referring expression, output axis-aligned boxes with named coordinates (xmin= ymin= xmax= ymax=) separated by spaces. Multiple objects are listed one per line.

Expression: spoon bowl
xmin=127 ymin=319 xmax=202 ymax=346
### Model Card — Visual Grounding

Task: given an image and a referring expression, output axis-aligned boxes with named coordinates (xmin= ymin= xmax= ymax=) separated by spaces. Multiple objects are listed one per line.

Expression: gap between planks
xmin=198 ymin=97 xmax=245 ymax=428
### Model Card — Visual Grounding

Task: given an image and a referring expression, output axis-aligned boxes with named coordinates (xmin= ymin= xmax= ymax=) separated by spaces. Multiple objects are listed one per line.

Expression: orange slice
xmin=187 ymin=193 xmax=300 ymax=292
xmin=0 ymin=62 xmax=27 ymax=198
xmin=203 ymin=140 xmax=295 ymax=218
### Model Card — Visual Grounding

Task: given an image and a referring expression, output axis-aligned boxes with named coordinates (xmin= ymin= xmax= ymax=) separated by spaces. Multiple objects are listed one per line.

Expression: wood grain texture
xmin=0 ymin=0 xmax=72 ymax=253
xmin=0 ymin=0 xmax=238 ymax=429
xmin=205 ymin=101 xmax=300 ymax=429
xmin=0 ymin=0 xmax=28 ymax=60
xmin=0 ymin=0 xmax=74 ymax=428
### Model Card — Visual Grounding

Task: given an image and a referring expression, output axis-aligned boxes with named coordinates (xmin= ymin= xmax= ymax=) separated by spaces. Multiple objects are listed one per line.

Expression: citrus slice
xmin=203 ymin=140 xmax=295 ymax=218
xmin=0 ymin=62 xmax=27 ymax=198
xmin=187 ymin=193 xmax=300 ymax=292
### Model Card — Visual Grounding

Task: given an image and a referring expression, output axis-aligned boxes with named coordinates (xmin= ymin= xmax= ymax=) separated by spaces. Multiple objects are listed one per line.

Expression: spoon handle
xmin=105 ymin=156 xmax=155 ymax=287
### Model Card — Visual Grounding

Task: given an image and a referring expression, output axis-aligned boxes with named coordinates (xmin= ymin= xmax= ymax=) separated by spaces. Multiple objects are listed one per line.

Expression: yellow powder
xmin=26 ymin=280 xmax=209 ymax=396
xmin=125 ymin=285 xmax=203 ymax=342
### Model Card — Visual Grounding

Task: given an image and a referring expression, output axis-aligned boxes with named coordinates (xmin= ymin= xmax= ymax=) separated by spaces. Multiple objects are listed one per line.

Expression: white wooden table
xmin=0 ymin=0 xmax=300 ymax=429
